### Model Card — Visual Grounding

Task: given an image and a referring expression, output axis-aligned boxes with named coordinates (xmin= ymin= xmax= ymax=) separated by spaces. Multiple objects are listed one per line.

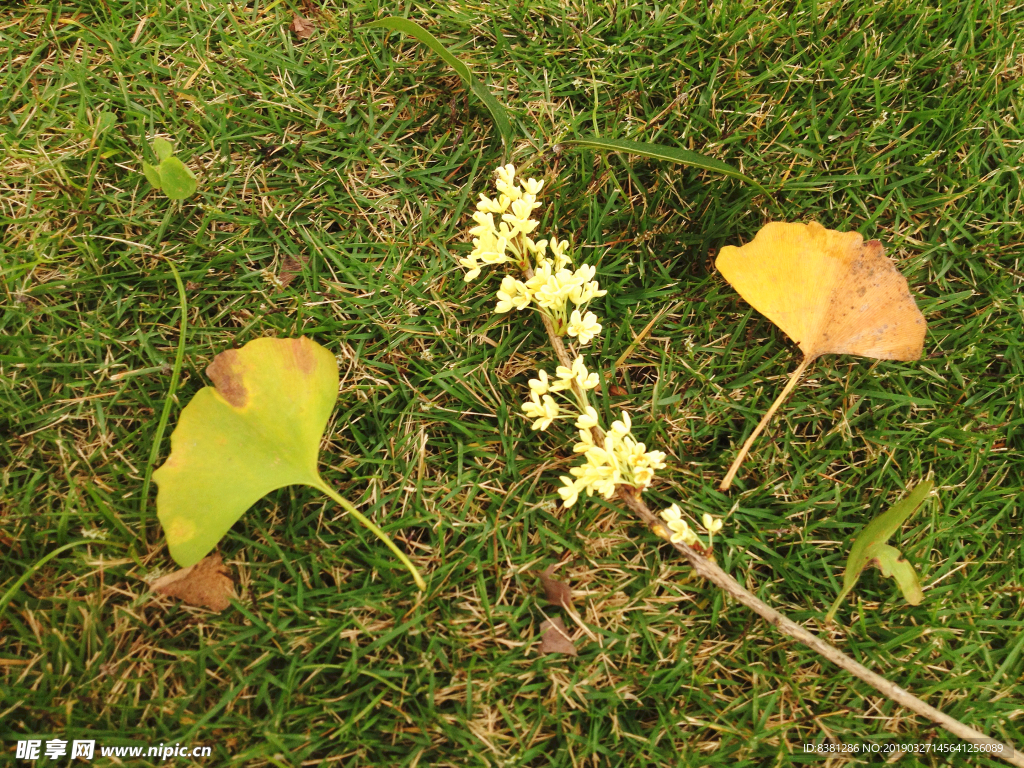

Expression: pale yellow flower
xmin=523 ymin=177 xmax=544 ymax=195
xmin=567 ymin=309 xmax=602 ymax=345
xmin=495 ymin=275 xmax=531 ymax=313
xmin=573 ymin=428 xmax=595 ymax=452
xmin=661 ymin=504 xmax=698 ymax=545
xmin=470 ymin=230 xmax=511 ymax=266
xmin=633 ymin=466 xmax=655 ymax=487
xmin=702 ymin=513 xmax=723 ymax=551
xmin=702 ymin=513 xmax=723 ymax=534
xmin=522 ymin=393 xmax=559 ymax=430
xmin=609 ymin=410 xmax=632 ymax=438
xmin=529 ymin=369 xmax=551 ymax=396
xmin=475 ymin=194 xmax=505 ymax=214
xmin=496 ymin=164 xmax=515 ymax=182
xmin=526 ymin=237 xmax=548 ymax=257
xmin=459 ymin=254 xmax=482 ymax=282
xmin=575 ymin=405 xmax=599 ymax=429
xmin=550 ymin=361 xmax=576 ymax=392
xmin=569 ymin=278 xmax=607 ymax=306
xmin=502 ymin=198 xmax=540 ymax=237
xmin=469 ymin=210 xmax=496 ymax=236
xmin=557 ymin=476 xmax=580 ymax=507
xmin=643 ymin=449 xmax=667 ymax=470
xmin=530 ymin=270 xmax=567 ymax=309
xmin=550 ymin=239 xmax=571 ymax=270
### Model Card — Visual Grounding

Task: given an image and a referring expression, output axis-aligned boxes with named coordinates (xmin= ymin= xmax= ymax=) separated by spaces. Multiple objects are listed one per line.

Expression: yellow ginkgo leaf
xmin=716 ymin=222 xmax=926 ymax=490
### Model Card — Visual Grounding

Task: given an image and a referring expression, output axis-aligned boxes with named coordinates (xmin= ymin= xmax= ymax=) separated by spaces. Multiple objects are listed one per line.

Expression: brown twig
xmin=616 ymin=487 xmax=1021 ymax=764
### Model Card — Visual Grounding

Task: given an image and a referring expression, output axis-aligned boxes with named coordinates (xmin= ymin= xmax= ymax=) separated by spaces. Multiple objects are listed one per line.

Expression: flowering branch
xmin=459 ymin=164 xmax=1022 ymax=766
xmin=463 ymin=165 xmax=719 ymax=547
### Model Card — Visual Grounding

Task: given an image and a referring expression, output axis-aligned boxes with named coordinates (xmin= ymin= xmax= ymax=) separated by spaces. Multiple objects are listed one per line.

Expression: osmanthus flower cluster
xmin=462 ymin=164 xmax=723 ymax=551
xmin=524 ymin=355 xmax=723 ymax=548
xmin=519 ymin=355 xmax=667 ymax=507
xmin=460 ymin=164 xmax=607 ymax=344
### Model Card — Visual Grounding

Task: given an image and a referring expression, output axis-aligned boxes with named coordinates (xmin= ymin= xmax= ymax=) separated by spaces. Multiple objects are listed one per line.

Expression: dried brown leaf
xmin=537 ymin=564 xmax=573 ymax=609
xmin=278 ymin=255 xmax=309 ymax=289
xmin=290 ymin=13 xmax=315 ymax=39
xmin=152 ymin=554 xmax=236 ymax=611
xmin=539 ymin=616 xmax=578 ymax=656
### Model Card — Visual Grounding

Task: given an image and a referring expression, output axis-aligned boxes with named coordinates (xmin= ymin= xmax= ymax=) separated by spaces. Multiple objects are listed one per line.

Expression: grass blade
xmin=139 ymin=261 xmax=188 ymax=545
xmin=362 ymin=17 xmax=512 ymax=149
xmin=0 ymin=540 xmax=124 ymax=620
xmin=565 ymin=135 xmax=770 ymax=195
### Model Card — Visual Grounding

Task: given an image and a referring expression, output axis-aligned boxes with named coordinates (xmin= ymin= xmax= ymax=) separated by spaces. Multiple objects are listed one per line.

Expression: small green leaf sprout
xmin=142 ymin=137 xmax=198 ymax=200
xmin=825 ymin=480 xmax=932 ymax=624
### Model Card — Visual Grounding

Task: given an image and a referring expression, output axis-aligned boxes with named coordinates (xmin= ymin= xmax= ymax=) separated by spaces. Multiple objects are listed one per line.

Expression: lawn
xmin=2 ymin=1 xmax=1022 ymax=766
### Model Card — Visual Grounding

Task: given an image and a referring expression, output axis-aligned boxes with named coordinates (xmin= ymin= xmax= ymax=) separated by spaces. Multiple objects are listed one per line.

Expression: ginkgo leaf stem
xmin=315 ymin=480 xmax=427 ymax=591
xmin=720 ymin=355 xmax=813 ymax=491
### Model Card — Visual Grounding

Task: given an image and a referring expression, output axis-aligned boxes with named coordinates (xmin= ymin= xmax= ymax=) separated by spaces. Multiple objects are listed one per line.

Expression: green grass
xmin=2 ymin=0 xmax=1022 ymax=765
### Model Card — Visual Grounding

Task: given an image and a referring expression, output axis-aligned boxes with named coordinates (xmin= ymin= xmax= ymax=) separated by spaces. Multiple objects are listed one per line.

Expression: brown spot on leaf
xmin=152 ymin=555 xmax=236 ymax=612
xmin=863 ymin=240 xmax=884 ymax=257
xmin=290 ymin=337 xmax=317 ymax=374
xmin=207 ymin=349 xmax=248 ymax=407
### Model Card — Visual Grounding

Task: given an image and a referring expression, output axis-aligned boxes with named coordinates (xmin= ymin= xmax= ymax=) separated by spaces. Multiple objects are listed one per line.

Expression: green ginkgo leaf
xmin=825 ymin=479 xmax=932 ymax=624
xmin=154 ymin=336 xmax=425 ymax=589
xmin=158 ymin=156 xmax=197 ymax=200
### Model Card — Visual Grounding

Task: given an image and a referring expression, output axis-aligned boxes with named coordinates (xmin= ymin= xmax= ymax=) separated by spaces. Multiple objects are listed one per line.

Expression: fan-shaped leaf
xmin=716 ymin=222 xmax=926 ymax=489
xmin=154 ymin=337 xmax=338 ymax=567
xmin=717 ymin=222 xmax=926 ymax=361
xmin=154 ymin=337 xmax=425 ymax=589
